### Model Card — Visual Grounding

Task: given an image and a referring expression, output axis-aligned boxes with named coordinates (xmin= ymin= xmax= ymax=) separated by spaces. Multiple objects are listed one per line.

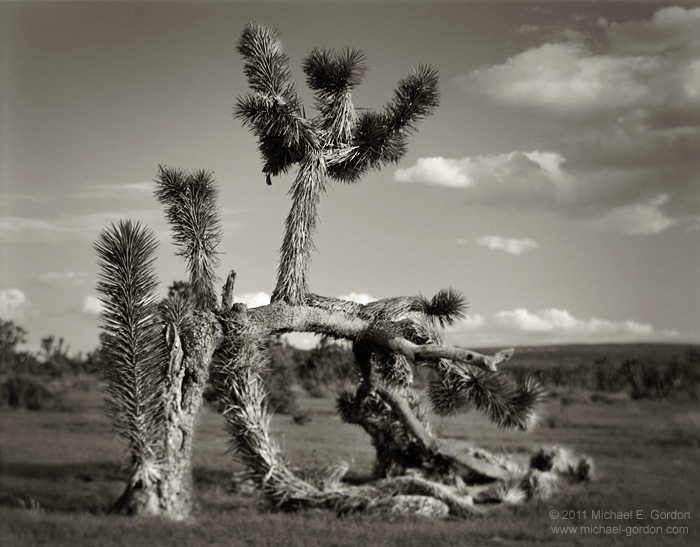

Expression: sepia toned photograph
xmin=1 ymin=1 xmax=698 ymax=545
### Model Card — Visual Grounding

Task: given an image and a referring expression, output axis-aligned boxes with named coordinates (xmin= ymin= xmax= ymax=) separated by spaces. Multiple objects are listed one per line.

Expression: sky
xmin=1 ymin=0 xmax=699 ymax=354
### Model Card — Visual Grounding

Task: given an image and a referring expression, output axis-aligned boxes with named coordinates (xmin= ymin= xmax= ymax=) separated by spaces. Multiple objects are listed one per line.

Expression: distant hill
xmin=484 ymin=343 xmax=700 ymax=370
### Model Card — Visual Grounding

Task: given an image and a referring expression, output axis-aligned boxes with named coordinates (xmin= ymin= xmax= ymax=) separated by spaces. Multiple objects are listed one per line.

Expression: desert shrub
xmin=503 ymin=350 xmax=699 ymax=401
xmin=593 ymin=356 xmax=627 ymax=392
xmin=620 ymin=358 xmax=696 ymax=400
xmin=0 ymin=375 xmax=59 ymax=410
xmin=296 ymin=338 xmax=356 ymax=396
xmin=262 ymin=339 xmax=299 ymax=415
xmin=292 ymin=409 xmax=311 ymax=425
xmin=261 ymin=364 xmax=298 ymax=415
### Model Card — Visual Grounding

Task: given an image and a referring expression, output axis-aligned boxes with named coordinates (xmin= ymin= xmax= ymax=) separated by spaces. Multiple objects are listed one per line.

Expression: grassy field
xmin=1 ymin=345 xmax=699 ymax=546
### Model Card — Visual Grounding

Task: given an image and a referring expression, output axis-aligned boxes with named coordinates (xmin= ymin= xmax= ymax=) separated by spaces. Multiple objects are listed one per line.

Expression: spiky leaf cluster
xmin=303 ymin=47 xmax=366 ymax=144
xmin=155 ymin=165 xmax=222 ymax=310
xmin=327 ymin=65 xmax=440 ymax=183
xmin=386 ymin=65 xmax=440 ymax=134
xmin=303 ymin=47 xmax=367 ymax=95
xmin=234 ymin=22 xmax=316 ymax=177
xmin=159 ymin=291 xmax=195 ymax=334
xmin=95 ymin=220 xmax=166 ymax=468
xmin=357 ymin=288 xmax=466 ymax=345
xmin=235 ymin=23 xmax=440 ymax=304
xmin=428 ymin=364 xmax=546 ymax=431
xmin=417 ymin=288 xmax=468 ymax=329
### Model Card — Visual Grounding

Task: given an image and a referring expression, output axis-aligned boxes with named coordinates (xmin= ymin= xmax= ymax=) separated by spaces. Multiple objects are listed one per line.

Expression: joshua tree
xmin=95 ymin=22 xmax=590 ymax=521
xmin=230 ymin=21 xmax=556 ymax=492
xmin=234 ymin=23 xmax=440 ymax=305
xmin=96 ymin=169 xmax=223 ymax=519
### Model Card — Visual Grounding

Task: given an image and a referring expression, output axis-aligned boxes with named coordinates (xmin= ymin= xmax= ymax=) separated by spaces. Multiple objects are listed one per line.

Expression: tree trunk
xmin=113 ymin=311 xmax=222 ymax=520
xmin=337 ymin=340 xmax=514 ymax=485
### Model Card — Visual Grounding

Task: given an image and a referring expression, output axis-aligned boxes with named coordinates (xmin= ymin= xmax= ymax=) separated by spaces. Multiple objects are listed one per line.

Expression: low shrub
xmin=0 ymin=375 xmax=60 ymax=410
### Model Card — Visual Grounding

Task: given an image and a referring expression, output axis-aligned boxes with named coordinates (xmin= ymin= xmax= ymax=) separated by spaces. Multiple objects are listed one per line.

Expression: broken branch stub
xmin=388 ymin=338 xmax=514 ymax=373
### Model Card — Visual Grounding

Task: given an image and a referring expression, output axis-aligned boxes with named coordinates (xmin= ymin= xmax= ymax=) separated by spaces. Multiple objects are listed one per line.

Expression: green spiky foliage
xmin=235 ymin=22 xmax=439 ymax=304
xmin=154 ymin=166 xmax=223 ymax=310
xmin=95 ymin=220 xmax=166 ymax=480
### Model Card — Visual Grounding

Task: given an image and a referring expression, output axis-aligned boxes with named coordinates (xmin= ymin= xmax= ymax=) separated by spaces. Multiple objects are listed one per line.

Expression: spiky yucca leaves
xmin=303 ymin=47 xmax=366 ymax=145
xmin=216 ymin=323 xmax=330 ymax=508
xmin=327 ymin=65 xmax=440 ymax=183
xmin=235 ymin=22 xmax=317 ymax=177
xmin=236 ymin=23 xmax=440 ymax=304
xmin=386 ymin=65 xmax=440 ymax=134
xmin=416 ymin=288 xmax=467 ymax=329
xmin=155 ymin=166 xmax=222 ymax=310
xmin=272 ymin=150 xmax=327 ymax=304
xmin=95 ymin=220 xmax=166 ymax=479
xmin=357 ymin=288 xmax=466 ymax=345
xmin=237 ymin=22 xmax=293 ymax=96
xmin=428 ymin=363 xmax=546 ymax=431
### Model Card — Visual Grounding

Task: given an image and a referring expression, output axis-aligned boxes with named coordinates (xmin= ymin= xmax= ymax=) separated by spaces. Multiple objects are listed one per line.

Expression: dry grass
xmin=1 ymin=377 xmax=700 ymax=546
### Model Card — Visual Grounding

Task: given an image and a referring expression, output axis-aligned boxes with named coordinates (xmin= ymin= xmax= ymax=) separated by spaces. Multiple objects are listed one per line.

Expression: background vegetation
xmin=3 ymin=317 xmax=699 ymax=414
xmin=2 ymin=318 xmax=699 ymax=545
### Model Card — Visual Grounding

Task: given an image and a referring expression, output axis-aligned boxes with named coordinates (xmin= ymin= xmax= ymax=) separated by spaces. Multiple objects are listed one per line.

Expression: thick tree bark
xmin=113 ymin=311 xmax=222 ymax=520
xmin=337 ymin=341 xmax=513 ymax=484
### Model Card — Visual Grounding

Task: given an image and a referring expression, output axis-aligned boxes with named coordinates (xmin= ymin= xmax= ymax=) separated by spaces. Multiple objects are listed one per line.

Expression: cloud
xmin=82 ymin=295 xmax=104 ymax=316
xmin=447 ymin=314 xmax=486 ymax=333
xmin=494 ymin=308 xmax=655 ymax=338
xmin=463 ymin=7 xmax=700 ymax=120
xmin=283 ymin=332 xmax=322 ymax=350
xmin=0 ymin=210 xmax=166 ymax=244
xmin=427 ymin=7 xmax=700 ymax=234
xmin=590 ymin=194 xmax=676 ymax=235
xmin=516 ymin=24 xmax=539 ymax=34
xmin=476 ymin=236 xmax=539 ymax=255
xmin=395 ymin=151 xmax=573 ymax=208
xmin=606 ymin=7 xmax=700 ymax=56
xmin=0 ymin=288 xmax=27 ymax=319
xmin=1 ymin=200 xmax=241 ymax=245
xmin=443 ymin=306 xmax=682 ymax=347
xmin=394 ymin=157 xmax=471 ymax=188
xmin=338 ymin=292 xmax=378 ymax=305
xmin=394 ymin=149 xmax=695 ymax=234
xmin=235 ymin=292 xmax=271 ymax=308
xmin=74 ymin=181 xmax=154 ymax=199
xmin=463 ymin=40 xmax=660 ymax=116
xmin=33 ymin=271 xmax=90 ymax=287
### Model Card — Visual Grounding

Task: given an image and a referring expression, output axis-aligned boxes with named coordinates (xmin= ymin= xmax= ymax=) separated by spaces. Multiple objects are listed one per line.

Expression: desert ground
xmin=1 ymin=344 xmax=699 ymax=547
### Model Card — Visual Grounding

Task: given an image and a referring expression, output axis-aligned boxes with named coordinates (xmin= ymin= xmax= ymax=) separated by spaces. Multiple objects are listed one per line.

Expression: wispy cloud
xmin=0 ymin=210 xmax=166 ymax=243
xmin=589 ymin=194 xmax=676 ymax=235
xmin=73 ymin=181 xmax=154 ymax=199
xmin=494 ymin=308 xmax=654 ymax=337
xmin=33 ymin=271 xmax=90 ymax=287
xmin=516 ymin=24 xmax=539 ymax=34
xmin=475 ymin=236 xmax=539 ymax=256
xmin=445 ymin=306 xmax=683 ymax=346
